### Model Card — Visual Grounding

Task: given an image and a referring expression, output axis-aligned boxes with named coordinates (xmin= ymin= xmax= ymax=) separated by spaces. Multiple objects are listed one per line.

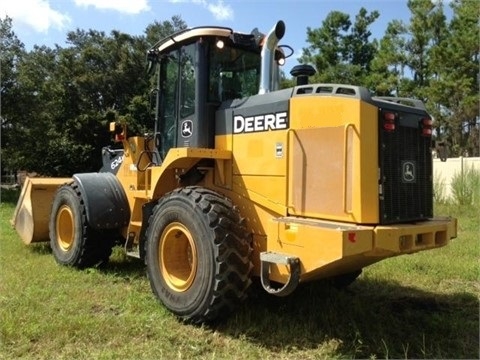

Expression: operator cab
xmin=147 ymin=23 xmax=286 ymax=160
xmin=148 ymin=27 xmax=261 ymax=160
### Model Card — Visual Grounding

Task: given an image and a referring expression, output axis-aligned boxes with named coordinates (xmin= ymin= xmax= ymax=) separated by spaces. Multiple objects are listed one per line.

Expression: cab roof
xmin=151 ymin=26 xmax=261 ymax=54
xmin=153 ymin=27 xmax=233 ymax=53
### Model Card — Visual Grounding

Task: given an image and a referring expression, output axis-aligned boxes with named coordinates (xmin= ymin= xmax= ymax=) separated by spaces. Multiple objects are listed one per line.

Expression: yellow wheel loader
xmin=11 ymin=21 xmax=457 ymax=323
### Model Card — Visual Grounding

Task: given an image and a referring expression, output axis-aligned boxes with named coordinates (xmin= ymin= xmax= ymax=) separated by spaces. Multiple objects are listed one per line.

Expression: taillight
xmin=383 ymin=111 xmax=396 ymax=132
xmin=421 ymin=117 xmax=433 ymax=137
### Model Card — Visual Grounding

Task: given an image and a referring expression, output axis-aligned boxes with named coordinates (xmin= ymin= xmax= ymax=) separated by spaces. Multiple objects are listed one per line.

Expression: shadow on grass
xmin=27 ymin=243 xmax=146 ymax=279
xmin=100 ymin=248 xmax=146 ymax=280
xmin=29 ymin=243 xmax=53 ymax=255
xmin=218 ymin=278 xmax=479 ymax=359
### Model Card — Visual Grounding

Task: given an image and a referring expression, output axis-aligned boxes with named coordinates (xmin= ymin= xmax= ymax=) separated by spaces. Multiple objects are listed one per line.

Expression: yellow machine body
xmin=89 ymin=92 xmax=456 ymax=284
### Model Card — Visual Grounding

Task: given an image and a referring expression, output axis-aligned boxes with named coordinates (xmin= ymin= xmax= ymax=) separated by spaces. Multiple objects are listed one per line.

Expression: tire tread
xmin=146 ymin=186 xmax=252 ymax=323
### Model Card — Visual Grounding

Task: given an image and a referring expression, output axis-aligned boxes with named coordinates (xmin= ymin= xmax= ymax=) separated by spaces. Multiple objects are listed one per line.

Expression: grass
xmin=450 ymin=166 xmax=480 ymax=206
xmin=1 ymin=188 xmax=479 ymax=359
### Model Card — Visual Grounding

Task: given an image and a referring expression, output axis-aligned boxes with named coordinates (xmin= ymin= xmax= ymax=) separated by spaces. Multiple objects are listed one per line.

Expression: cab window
xmin=208 ymin=44 xmax=261 ymax=102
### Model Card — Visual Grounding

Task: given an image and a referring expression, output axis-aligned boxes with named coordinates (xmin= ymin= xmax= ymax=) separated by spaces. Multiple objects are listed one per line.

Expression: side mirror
xmin=109 ymin=122 xmax=126 ymax=143
xmin=146 ymin=49 xmax=158 ymax=75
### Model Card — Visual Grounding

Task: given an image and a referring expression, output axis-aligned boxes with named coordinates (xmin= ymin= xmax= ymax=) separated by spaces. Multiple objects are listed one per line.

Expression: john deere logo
xmin=402 ymin=161 xmax=416 ymax=183
xmin=181 ymin=120 xmax=193 ymax=138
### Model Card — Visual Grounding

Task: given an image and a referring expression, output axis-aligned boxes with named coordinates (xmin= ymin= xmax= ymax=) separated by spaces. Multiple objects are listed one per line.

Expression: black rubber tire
xmin=145 ymin=186 xmax=252 ymax=323
xmin=49 ymin=183 xmax=114 ymax=268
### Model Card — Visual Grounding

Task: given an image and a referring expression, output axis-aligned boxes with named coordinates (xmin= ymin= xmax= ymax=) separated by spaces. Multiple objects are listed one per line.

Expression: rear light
xmin=383 ymin=111 xmax=396 ymax=132
xmin=421 ymin=117 xmax=433 ymax=137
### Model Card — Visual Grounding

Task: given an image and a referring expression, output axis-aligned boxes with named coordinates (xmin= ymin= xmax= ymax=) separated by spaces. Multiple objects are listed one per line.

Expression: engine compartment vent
xmin=295 ymin=84 xmax=359 ymax=97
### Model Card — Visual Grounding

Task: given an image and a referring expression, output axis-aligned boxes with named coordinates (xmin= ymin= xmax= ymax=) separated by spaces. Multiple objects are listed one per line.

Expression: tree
xmin=0 ymin=17 xmax=25 ymax=116
xmin=397 ymin=0 xmax=448 ymax=100
xmin=300 ymin=8 xmax=379 ymax=85
xmin=1 ymin=17 xmax=28 ymax=173
xmin=367 ymin=20 xmax=408 ymax=95
xmin=144 ymin=15 xmax=187 ymax=47
xmin=429 ymin=0 xmax=479 ymax=156
xmin=1 ymin=16 xmax=189 ymax=176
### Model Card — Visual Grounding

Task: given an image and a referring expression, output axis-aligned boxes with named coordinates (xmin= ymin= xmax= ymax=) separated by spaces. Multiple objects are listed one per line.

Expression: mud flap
xmin=73 ymin=172 xmax=130 ymax=230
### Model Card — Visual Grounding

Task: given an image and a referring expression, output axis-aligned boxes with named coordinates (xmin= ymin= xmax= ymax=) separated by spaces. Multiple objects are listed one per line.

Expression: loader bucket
xmin=11 ymin=177 xmax=71 ymax=244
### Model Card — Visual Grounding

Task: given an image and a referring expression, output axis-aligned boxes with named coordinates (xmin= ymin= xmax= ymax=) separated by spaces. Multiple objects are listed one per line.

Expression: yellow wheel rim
xmin=56 ymin=205 xmax=75 ymax=251
xmin=160 ymin=222 xmax=197 ymax=292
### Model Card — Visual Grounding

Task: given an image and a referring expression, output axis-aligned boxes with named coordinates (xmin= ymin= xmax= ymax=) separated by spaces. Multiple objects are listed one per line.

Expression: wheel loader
xmin=11 ymin=21 xmax=457 ymax=323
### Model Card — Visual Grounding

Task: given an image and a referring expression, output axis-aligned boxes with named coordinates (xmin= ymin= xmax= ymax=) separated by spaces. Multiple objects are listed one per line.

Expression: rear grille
xmin=379 ymin=110 xmax=433 ymax=224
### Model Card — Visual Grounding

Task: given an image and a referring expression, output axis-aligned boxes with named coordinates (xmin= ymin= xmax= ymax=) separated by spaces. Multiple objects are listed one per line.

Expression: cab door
xmin=157 ymin=42 xmax=212 ymax=159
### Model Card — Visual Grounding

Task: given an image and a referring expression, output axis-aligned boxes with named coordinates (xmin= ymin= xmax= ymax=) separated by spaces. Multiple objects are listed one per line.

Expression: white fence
xmin=433 ymin=157 xmax=480 ymax=198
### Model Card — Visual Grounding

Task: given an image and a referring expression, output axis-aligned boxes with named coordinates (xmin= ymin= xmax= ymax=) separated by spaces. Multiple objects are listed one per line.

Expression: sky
xmin=1 ymin=0 xmax=444 ymax=73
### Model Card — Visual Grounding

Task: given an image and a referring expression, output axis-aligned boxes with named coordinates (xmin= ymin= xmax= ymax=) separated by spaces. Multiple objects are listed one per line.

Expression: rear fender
xmin=73 ymin=172 xmax=130 ymax=230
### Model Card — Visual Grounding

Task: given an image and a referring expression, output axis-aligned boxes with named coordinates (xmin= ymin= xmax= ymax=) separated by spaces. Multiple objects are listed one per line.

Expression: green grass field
xmin=1 ymin=189 xmax=478 ymax=359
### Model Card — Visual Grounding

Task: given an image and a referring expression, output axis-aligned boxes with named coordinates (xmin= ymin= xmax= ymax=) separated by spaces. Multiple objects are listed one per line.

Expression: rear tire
xmin=145 ymin=186 xmax=252 ymax=323
xmin=49 ymin=183 xmax=113 ymax=268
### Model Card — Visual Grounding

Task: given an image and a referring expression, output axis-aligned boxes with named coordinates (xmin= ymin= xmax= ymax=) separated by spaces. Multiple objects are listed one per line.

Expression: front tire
xmin=145 ymin=187 xmax=252 ymax=323
xmin=49 ymin=183 xmax=113 ymax=268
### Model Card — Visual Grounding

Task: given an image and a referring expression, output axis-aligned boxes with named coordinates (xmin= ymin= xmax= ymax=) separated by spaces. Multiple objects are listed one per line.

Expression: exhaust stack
xmin=259 ymin=21 xmax=285 ymax=94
